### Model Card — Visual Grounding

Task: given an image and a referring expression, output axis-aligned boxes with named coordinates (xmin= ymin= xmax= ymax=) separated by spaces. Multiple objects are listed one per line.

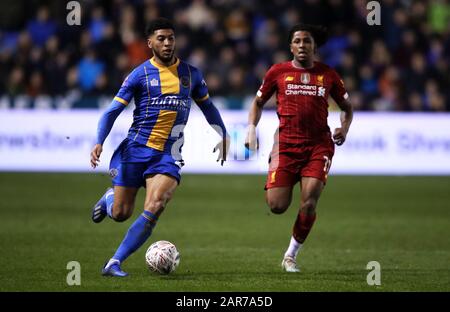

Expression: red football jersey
xmin=257 ymin=61 xmax=348 ymax=144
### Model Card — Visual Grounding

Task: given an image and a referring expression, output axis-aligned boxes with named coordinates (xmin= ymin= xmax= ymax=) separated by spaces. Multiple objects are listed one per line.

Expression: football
xmin=145 ymin=240 xmax=180 ymax=274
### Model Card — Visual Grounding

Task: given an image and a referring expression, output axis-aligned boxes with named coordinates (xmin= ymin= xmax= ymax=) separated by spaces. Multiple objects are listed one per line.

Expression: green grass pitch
xmin=0 ymin=173 xmax=449 ymax=291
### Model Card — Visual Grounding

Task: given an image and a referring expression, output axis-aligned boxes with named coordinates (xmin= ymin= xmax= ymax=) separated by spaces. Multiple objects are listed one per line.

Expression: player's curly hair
xmin=145 ymin=18 xmax=175 ymax=37
xmin=288 ymin=23 xmax=328 ymax=47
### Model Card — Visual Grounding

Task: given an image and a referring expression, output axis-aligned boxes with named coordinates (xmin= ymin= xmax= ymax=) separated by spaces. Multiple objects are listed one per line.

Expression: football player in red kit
xmin=245 ymin=24 xmax=353 ymax=272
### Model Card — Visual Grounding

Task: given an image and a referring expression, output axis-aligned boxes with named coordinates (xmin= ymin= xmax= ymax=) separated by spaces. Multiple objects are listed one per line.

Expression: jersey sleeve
xmin=191 ymin=67 xmax=210 ymax=103
xmin=329 ymin=70 xmax=349 ymax=105
xmin=114 ymin=68 xmax=139 ymax=105
xmin=256 ymin=65 xmax=278 ymax=103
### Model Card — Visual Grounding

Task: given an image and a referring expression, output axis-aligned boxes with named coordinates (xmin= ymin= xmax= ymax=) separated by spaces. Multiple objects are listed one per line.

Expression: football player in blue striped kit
xmin=90 ymin=18 xmax=229 ymax=277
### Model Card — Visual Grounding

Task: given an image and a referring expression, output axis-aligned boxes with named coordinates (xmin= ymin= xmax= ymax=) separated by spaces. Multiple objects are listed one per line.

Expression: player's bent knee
xmin=270 ymin=206 xmax=289 ymax=214
xmin=112 ymin=211 xmax=129 ymax=222
xmin=112 ymin=204 xmax=133 ymax=222
xmin=267 ymin=200 xmax=289 ymax=214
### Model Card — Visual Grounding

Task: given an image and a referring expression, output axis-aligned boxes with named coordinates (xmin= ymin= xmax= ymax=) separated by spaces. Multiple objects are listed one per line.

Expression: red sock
xmin=293 ymin=212 xmax=316 ymax=243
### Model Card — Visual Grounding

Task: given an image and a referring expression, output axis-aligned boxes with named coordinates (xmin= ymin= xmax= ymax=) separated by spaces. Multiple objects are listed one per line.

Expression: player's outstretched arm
xmin=333 ymin=99 xmax=353 ymax=146
xmin=90 ymin=100 xmax=126 ymax=168
xmin=245 ymin=96 xmax=265 ymax=150
xmin=196 ymin=98 xmax=230 ymax=166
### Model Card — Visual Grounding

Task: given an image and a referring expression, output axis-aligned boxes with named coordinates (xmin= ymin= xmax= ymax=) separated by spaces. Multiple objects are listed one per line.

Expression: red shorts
xmin=265 ymin=140 xmax=334 ymax=189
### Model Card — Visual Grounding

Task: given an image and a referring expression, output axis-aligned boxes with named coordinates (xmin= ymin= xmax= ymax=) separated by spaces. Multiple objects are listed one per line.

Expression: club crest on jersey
xmin=150 ymin=78 xmax=159 ymax=87
xmin=301 ymin=73 xmax=310 ymax=84
xmin=109 ymin=168 xmax=118 ymax=178
xmin=316 ymin=75 xmax=324 ymax=86
xmin=181 ymin=76 xmax=190 ymax=88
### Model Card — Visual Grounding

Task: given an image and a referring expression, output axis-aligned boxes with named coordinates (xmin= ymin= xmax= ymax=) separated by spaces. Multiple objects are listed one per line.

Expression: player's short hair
xmin=288 ymin=23 xmax=328 ymax=47
xmin=145 ymin=18 xmax=175 ymax=37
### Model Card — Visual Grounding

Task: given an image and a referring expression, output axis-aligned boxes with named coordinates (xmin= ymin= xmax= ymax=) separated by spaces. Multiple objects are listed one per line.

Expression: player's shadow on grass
xmin=146 ymin=268 xmax=448 ymax=283
xmin=150 ymin=270 xmax=365 ymax=282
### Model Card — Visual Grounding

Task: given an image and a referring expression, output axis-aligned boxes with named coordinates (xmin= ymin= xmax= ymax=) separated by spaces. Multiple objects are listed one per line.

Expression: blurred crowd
xmin=0 ymin=0 xmax=449 ymax=111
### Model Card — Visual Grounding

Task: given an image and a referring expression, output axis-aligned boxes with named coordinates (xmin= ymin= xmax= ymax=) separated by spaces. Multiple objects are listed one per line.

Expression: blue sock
xmin=112 ymin=210 xmax=158 ymax=263
xmin=106 ymin=190 xmax=114 ymax=219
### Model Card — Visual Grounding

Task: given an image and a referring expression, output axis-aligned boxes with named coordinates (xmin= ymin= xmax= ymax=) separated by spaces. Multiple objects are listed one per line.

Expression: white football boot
xmin=281 ymin=256 xmax=300 ymax=273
